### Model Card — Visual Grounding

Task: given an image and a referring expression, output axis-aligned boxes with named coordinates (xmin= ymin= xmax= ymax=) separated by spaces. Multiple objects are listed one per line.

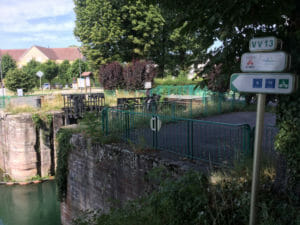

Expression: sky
xmin=0 ymin=0 xmax=80 ymax=49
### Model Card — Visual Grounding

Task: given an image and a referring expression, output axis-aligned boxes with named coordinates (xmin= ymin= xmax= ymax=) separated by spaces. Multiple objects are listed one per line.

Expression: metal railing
xmin=62 ymin=93 xmax=105 ymax=122
xmin=115 ymin=96 xmax=246 ymax=119
xmin=101 ymin=108 xmax=252 ymax=166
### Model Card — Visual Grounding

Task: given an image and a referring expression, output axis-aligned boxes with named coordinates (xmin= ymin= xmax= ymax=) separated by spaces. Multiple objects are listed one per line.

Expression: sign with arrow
xmin=230 ymin=73 xmax=296 ymax=94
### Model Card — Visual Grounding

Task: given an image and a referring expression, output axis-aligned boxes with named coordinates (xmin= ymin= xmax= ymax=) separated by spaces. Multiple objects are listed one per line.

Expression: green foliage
xmin=58 ymin=60 xmax=71 ymax=85
xmin=56 ymin=128 xmax=74 ymax=201
xmin=5 ymin=68 xmax=36 ymax=93
xmin=74 ymin=0 xmax=164 ymax=69
xmin=67 ymin=59 xmax=88 ymax=80
xmin=22 ymin=59 xmax=41 ymax=87
xmin=0 ymin=54 xmax=17 ymax=78
xmin=154 ymin=72 xmax=201 ymax=86
xmin=78 ymin=112 xmax=121 ymax=144
xmin=40 ymin=60 xmax=59 ymax=84
xmin=73 ymin=170 xmax=299 ymax=225
xmin=156 ymin=0 xmax=300 ymax=192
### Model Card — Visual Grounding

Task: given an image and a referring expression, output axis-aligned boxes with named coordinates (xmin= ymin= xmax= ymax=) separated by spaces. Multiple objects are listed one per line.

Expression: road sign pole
xmin=249 ymin=93 xmax=266 ymax=225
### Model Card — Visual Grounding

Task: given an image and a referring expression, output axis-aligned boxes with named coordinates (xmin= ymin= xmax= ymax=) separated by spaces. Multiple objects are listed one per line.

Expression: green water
xmin=0 ymin=181 xmax=61 ymax=225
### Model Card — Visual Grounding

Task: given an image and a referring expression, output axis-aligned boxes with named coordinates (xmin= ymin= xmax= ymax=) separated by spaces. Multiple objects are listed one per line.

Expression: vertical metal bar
xmin=218 ymin=92 xmax=222 ymax=113
xmin=189 ymin=99 xmax=193 ymax=118
xmin=191 ymin=121 xmax=194 ymax=158
xmin=187 ymin=121 xmax=190 ymax=157
xmin=204 ymin=90 xmax=207 ymax=115
xmin=155 ymin=116 xmax=158 ymax=149
xmin=249 ymin=94 xmax=266 ymax=225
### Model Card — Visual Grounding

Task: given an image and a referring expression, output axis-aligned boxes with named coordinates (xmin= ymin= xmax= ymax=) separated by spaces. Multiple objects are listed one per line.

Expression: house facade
xmin=0 ymin=45 xmax=83 ymax=67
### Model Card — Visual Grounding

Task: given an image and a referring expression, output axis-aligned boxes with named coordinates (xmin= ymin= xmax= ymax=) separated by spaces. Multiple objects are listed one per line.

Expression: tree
xmin=74 ymin=0 xmax=164 ymax=69
xmin=5 ymin=69 xmax=35 ymax=93
xmin=123 ymin=60 xmax=157 ymax=90
xmin=67 ymin=59 xmax=88 ymax=81
xmin=0 ymin=54 xmax=17 ymax=78
xmin=39 ymin=60 xmax=59 ymax=85
xmin=99 ymin=62 xmax=124 ymax=90
xmin=22 ymin=59 xmax=41 ymax=87
xmin=58 ymin=60 xmax=71 ymax=85
xmin=155 ymin=0 xmax=300 ymax=193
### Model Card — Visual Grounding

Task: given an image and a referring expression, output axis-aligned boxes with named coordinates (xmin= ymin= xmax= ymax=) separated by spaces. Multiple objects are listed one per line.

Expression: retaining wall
xmin=61 ymin=133 xmax=203 ymax=225
xmin=0 ymin=111 xmax=64 ymax=181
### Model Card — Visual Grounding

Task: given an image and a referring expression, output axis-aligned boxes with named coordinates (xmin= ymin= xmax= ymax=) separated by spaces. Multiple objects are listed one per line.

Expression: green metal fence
xmin=0 ymin=96 xmax=10 ymax=109
xmin=102 ymin=108 xmax=252 ymax=166
xmin=116 ymin=94 xmax=246 ymax=119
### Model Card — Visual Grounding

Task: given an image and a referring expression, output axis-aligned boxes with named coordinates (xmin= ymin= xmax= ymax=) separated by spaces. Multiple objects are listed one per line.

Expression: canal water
xmin=0 ymin=181 xmax=61 ymax=225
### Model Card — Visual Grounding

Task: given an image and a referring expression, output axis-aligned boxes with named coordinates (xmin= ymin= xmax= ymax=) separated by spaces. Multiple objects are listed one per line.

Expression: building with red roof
xmin=0 ymin=45 xmax=83 ymax=67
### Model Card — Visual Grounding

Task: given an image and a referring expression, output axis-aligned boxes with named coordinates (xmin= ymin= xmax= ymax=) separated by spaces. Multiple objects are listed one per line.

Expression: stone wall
xmin=0 ymin=111 xmax=64 ymax=181
xmin=61 ymin=133 xmax=203 ymax=225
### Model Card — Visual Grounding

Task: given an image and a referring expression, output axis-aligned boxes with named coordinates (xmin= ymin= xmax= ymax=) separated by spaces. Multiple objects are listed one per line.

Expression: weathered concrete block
xmin=61 ymin=134 xmax=203 ymax=225
xmin=0 ymin=110 xmax=64 ymax=181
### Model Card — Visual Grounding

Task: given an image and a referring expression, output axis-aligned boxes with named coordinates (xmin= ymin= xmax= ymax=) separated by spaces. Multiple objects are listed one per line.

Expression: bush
xmin=99 ymin=62 xmax=124 ymax=90
xmin=5 ymin=68 xmax=36 ymax=93
xmin=73 ymin=170 xmax=299 ymax=225
xmin=123 ymin=60 xmax=157 ymax=90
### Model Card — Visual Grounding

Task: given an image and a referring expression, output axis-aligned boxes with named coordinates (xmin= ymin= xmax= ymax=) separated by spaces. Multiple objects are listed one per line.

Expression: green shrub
xmin=56 ymin=128 xmax=74 ymax=201
xmin=5 ymin=68 xmax=36 ymax=93
xmin=73 ymin=170 xmax=299 ymax=225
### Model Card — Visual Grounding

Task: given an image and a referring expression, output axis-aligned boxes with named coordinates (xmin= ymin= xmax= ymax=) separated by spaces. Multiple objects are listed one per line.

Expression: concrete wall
xmin=61 ymin=133 xmax=202 ymax=225
xmin=0 ymin=111 xmax=64 ymax=181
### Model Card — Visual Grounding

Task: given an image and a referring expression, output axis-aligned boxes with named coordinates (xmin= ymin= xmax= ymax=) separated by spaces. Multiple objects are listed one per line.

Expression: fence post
xmin=102 ymin=108 xmax=108 ymax=135
xmin=125 ymin=112 xmax=129 ymax=139
xmin=203 ymin=90 xmax=207 ymax=115
xmin=187 ymin=120 xmax=190 ymax=156
xmin=231 ymin=92 xmax=236 ymax=110
xmin=218 ymin=92 xmax=222 ymax=113
xmin=189 ymin=99 xmax=193 ymax=118
xmin=171 ymin=102 xmax=175 ymax=120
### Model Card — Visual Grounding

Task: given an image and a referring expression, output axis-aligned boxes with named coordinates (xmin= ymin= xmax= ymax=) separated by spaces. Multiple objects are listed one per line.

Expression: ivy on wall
xmin=55 ymin=128 xmax=74 ymax=202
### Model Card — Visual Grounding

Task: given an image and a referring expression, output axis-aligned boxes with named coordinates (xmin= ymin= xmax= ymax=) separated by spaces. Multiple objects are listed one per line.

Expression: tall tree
xmin=74 ymin=0 xmax=164 ymax=69
xmin=67 ymin=59 xmax=88 ymax=81
xmin=0 ymin=54 xmax=17 ymax=78
xmin=5 ymin=69 xmax=35 ymax=93
xmin=22 ymin=59 xmax=41 ymax=87
xmin=58 ymin=60 xmax=71 ymax=85
xmin=40 ymin=60 xmax=59 ymax=85
xmin=155 ymin=0 xmax=300 ymax=193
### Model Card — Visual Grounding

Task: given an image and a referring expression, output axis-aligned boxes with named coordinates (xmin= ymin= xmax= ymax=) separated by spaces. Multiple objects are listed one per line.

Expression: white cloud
xmin=17 ymin=33 xmax=75 ymax=42
xmin=0 ymin=0 xmax=79 ymax=48
xmin=0 ymin=0 xmax=74 ymax=23
xmin=0 ymin=21 xmax=75 ymax=33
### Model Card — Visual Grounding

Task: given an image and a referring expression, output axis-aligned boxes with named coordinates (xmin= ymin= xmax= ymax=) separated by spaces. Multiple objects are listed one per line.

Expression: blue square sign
xmin=265 ymin=79 xmax=275 ymax=88
xmin=253 ymin=79 xmax=263 ymax=88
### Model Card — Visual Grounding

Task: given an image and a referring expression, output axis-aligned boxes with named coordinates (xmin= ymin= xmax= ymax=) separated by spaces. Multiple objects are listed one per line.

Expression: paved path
xmin=200 ymin=112 xmax=276 ymax=128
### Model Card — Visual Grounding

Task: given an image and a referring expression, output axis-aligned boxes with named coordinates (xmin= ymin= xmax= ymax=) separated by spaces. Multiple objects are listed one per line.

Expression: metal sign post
xmin=36 ymin=71 xmax=44 ymax=90
xmin=249 ymin=93 xmax=266 ymax=225
xmin=229 ymin=36 xmax=297 ymax=225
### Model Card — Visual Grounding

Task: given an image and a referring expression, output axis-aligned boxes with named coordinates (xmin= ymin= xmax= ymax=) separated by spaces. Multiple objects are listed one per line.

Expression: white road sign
xmin=241 ymin=51 xmax=289 ymax=72
xmin=230 ymin=73 xmax=296 ymax=94
xmin=150 ymin=116 xmax=162 ymax=131
xmin=249 ymin=36 xmax=280 ymax=52
xmin=36 ymin=71 xmax=44 ymax=78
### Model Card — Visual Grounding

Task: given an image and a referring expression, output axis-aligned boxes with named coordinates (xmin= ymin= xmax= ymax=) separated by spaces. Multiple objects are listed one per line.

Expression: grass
xmin=154 ymin=74 xmax=203 ymax=86
xmin=4 ymin=94 xmax=64 ymax=114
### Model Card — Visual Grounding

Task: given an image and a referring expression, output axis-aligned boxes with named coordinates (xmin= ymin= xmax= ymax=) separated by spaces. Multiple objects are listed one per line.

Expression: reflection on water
xmin=0 ymin=181 xmax=61 ymax=225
